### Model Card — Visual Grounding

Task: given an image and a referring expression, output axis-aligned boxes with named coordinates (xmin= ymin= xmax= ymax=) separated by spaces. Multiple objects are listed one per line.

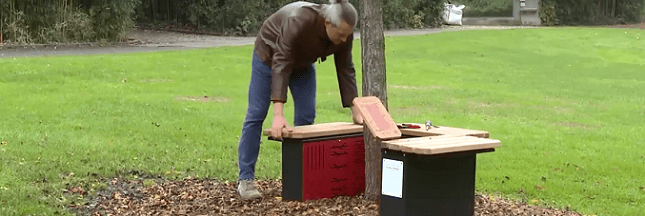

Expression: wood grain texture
xmin=262 ymin=122 xmax=363 ymax=139
xmin=352 ymin=96 xmax=401 ymax=140
xmin=398 ymin=123 xmax=490 ymax=138
xmin=383 ymin=136 xmax=501 ymax=155
xmin=410 ymin=139 xmax=501 ymax=155
xmin=380 ymin=135 xmax=464 ymax=150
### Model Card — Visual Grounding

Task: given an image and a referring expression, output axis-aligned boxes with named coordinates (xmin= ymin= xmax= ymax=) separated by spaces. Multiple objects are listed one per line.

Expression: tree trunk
xmin=611 ymin=0 xmax=617 ymax=18
xmin=359 ymin=0 xmax=387 ymax=201
xmin=152 ymin=0 xmax=157 ymax=22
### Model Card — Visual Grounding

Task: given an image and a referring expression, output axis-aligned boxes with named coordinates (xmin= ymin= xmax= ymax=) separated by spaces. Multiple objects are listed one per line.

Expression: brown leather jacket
xmin=254 ymin=2 xmax=357 ymax=108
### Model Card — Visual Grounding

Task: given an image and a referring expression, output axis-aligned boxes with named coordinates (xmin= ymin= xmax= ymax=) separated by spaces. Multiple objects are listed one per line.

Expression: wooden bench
xmin=381 ymin=135 xmax=499 ymax=155
xmin=262 ymin=96 xmax=501 ymax=216
xmin=261 ymin=121 xmax=496 ymax=203
xmin=352 ymin=96 xmax=501 ymax=216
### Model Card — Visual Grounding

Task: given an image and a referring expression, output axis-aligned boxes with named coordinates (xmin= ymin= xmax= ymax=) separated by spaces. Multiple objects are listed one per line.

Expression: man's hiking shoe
xmin=237 ymin=179 xmax=262 ymax=200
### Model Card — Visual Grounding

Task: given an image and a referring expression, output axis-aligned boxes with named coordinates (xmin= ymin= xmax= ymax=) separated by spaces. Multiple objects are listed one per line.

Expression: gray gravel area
xmin=0 ymin=25 xmax=537 ymax=59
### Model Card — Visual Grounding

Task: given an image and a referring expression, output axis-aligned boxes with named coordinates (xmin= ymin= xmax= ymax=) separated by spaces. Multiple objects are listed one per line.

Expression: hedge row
xmin=0 ymin=0 xmax=444 ymax=44
xmin=134 ymin=0 xmax=446 ymax=35
xmin=1 ymin=0 xmax=644 ymax=44
xmin=0 ymin=0 xmax=140 ymax=44
xmin=540 ymin=0 xmax=644 ymax=26
xmin=457 ymin=0 xmax=514 ymax=17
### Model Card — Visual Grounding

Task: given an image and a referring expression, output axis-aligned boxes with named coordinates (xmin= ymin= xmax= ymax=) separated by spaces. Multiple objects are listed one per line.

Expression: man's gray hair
xmin=324 ymin=0 xmax=357 ymax=27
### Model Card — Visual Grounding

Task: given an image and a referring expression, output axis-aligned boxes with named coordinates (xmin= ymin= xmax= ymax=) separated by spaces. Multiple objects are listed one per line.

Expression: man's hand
xmin=271 ymin=115 xmax=289 ymax=141
xmin=350 ymin=106 xmax=364 ymax=125
xmin=271 ymin=102 xmax=290 ymax=140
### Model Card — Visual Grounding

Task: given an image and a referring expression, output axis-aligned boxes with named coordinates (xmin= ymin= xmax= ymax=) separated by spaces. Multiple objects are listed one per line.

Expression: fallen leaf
xmin=67 ymin=187 xmax=87 ymax=195
xmin=535 ymin=185 xmax=546 ymax=191
xmin=71 ymin=178 xmax=586 ymax=216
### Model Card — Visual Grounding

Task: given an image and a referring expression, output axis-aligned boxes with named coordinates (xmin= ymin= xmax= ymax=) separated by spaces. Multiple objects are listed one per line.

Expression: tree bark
xmin=611 ymin=0 xmax=617 ymax=18
xmin=359 ymin=0 xmax=387 ymax=201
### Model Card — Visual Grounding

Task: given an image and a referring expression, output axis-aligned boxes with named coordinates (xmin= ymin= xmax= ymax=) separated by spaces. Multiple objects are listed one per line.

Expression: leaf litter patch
xmin=70 ymin=175 xmax=585 ymax=216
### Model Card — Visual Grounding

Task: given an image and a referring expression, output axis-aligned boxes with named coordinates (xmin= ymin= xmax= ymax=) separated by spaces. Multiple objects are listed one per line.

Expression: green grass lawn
xmin=1 ymin=27 xmax=644 ymax=216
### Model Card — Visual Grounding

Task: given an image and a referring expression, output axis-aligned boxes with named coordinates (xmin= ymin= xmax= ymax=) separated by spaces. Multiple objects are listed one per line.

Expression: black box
xmin=380 ymin=149 xmax=494 ymax=216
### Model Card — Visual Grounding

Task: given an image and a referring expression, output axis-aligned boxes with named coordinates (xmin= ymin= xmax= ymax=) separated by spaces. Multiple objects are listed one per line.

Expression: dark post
xmin=359 ymin=0 xmax=387 ymax=201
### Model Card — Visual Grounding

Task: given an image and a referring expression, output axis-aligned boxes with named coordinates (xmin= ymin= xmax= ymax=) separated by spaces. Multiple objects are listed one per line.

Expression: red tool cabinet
xmin=280 ymin=133 xmax=365 ymax=201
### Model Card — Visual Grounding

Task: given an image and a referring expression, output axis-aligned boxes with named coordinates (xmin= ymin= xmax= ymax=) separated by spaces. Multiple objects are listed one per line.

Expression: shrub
xmin=64 ymin=8 xmax=96 ymax=42
xmin=457 ymin=0 xmax=513 ymax=17
xmin=541 ymin=0 xmax=644 ymax=26
xmin=135 ymin=0 xmax=445 ymax=35
xmin=40 ymin=8 xmax=95 ymax=43
xmin=89 ymin=0 xmax=141 ymax=41
xmin=540 ymin=0 xmax=558 ymax=26
xmin=1 ymin=0 xmax=139 ymax=43
xmin=1 ymin=10 xmax=31 ymax=45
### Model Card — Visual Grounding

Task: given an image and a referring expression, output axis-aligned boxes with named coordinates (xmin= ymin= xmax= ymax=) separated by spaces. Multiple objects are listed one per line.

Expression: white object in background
xmin=442 ymin=3 xmax=452 ymax=24
xmin=381 ymin=158 xmax=404 ymax=198
xmin=447 ymin=4 xmax=466 ymax=26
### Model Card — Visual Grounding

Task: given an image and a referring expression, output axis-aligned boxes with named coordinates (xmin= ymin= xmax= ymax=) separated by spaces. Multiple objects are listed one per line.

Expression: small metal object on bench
xmin=398 ymin=123 xmax=490 ymax=138
xmin=397 ymin=123 xmax=420 ymax=129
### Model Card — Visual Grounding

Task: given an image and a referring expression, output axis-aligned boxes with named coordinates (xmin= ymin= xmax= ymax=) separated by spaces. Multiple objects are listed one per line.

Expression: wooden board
xmin=352 ymin=96 xmax=401 ymax=140
xmin=380 ymin=135 xmax=464 ymax=150
xmin=262 ymin=122 xmax=363 ymax=139
xmin=382 ymin=135 xmax=501 ymax=155
xmin=398 ymin=123 xmax=489 ymax=138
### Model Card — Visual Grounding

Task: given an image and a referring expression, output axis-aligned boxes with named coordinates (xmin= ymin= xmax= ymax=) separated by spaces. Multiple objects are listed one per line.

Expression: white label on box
xmin=381 ymin=158 xmax=403 ymax=198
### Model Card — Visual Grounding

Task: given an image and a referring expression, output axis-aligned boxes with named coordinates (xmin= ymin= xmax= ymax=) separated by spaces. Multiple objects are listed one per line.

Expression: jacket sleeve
xmin=334 ymin=34 xmax=358 ymax=108
xmin=270 ymin=15 xmax=307 ymax=104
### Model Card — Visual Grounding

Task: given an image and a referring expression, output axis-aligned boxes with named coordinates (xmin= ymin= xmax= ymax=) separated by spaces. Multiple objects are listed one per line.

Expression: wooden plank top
xmin=382 ymin=135 xmax=501 ymax=155
xmin=352 ymin=96 xmax=401 ymax=140
xmin=398 ymin=123 xmax=489 ymax=138
xmin=262 ymin=122 xmax=364 ymax=139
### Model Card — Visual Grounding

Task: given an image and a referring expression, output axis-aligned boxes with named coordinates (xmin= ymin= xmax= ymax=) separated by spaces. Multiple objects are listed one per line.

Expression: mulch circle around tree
xmin=70 ymin=177 xmax=584 ymax=216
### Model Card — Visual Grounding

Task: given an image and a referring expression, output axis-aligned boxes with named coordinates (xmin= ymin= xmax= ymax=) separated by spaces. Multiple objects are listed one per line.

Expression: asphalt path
xmin=0 ymin=26 xmax=537 ymax=59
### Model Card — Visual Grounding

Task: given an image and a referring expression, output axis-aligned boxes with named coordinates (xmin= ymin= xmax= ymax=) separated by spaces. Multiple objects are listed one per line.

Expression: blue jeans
xmin=238 ymin=52 xmax=316 ymax=180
